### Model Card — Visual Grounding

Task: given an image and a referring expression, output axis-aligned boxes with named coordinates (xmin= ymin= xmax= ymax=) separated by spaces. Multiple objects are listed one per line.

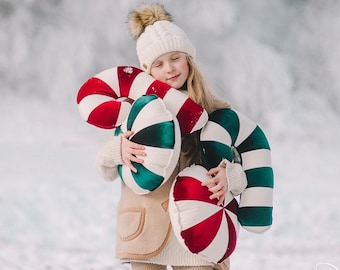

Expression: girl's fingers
xmin=201 ymin=167 xmax=228 ymax=205
xmin=201 ymin=178 xmax=215 ymax=186
xmin=209 ymin=188 xmax=226 ymax=206
xmin=125 ymin=160 xmax=137 ymax=173
xmin=121 ymin=131 xmax=147 ymax=173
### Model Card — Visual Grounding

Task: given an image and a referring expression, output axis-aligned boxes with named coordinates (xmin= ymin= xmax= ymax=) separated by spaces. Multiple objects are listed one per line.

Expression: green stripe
xmin=127 ymin=95 xmax=158 ymax=130
xmin=238 ymin=206 xmax=273 ymax=226
xmin=246 ymin=167 xmax=274 ymax=188
xmin=132 ymin=162 xmax=164 ymax=191
xmin=201 ymin=141 xmax=232 ymax=169
xmin=118 ymin=163 xmax=164 ymax=191
xmin=238 ymin=125 xmax=270 ymax=153
xmin=114 ymin=127 xmax=123 ymax=136
xmin=117 ymin=165 xmax=123 ymax=182
xmin=209 ymin=109 xmax=239 ymax=145
xmin=131 ymin=121 xmax=175 ymax=149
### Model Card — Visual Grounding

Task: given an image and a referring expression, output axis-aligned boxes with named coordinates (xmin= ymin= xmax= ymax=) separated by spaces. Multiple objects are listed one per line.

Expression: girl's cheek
xmin=151 ymin=70 xmax=164 ymax=82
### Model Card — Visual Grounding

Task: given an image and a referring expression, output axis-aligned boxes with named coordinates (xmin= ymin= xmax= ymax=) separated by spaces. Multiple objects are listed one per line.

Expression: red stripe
xmin=176 ymin=99 xmax=205 ymax=134
xmin=219 ymin=212 xmax=238 ymax=261
xmin=145 ymin=80 xmax=171 ymax=98
xmin=225 ymin=198 xmax=238 ymax=216
xmin=180 ymin=206 xmax=238 ymax=261
xmin=173 ymin=176 xmax=218 ymax=205
xmin=87 ymin=101 xmax=122 ymax=129
xmin=181 ymin=209 xmax=223 ymax=253
xmin=77 ymin=77 xmax=118 ymax=104
xmin=117 ymin=66 xmax=143 ymax=97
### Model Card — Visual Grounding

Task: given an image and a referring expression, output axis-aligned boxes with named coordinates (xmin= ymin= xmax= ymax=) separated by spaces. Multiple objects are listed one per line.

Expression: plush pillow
xmin=200 ymin=108 xmax=274 ymax=233
xmin=76 ymin=66 xmax=207 ymax=134
xmin=169 ymin=165 xmax=239 ymax=263
xmin=116 ymin=95 xmax=181 ymax=194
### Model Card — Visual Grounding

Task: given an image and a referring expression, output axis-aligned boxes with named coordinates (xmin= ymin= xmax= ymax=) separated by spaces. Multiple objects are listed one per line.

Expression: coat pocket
xmin=117 ymin=207 xmax=146 ymax=241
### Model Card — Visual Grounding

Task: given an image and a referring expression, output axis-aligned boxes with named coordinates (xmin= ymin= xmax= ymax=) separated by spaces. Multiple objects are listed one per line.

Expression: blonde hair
xmin=186 ymin=56 xmax=230 ymax=113
xmin=181 ymin=56 xmax=231 ymax=168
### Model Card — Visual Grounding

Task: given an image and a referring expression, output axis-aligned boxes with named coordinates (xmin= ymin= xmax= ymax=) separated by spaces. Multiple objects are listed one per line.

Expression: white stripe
xmin=140 ymin=130 xmax=180 ymax=179
xmin=234 ymin=110 xmax=257 ymax=147
xmin=129 ymin=72 xmax=155 ymax=100
xmin=190 ymin=110 xmax=208 ymax=133
xmin=178 ymin=165 xmax=210 ymax=182
xmin=174 ymin=200 xmax=221 ymax=231
xmin=168 ymin=195 xmax=185 ymax=246
xmin=139 ymin=146 xmax=175 ymax=176
xmin=120 ymin=165 xmax=148 ymax=195
xmin=161 ymin=88 xmax=208 ymax=133
xmin=241 ymin=148 xmax=272 ymax=170
xmin=116 ymin=102 xmax=132 ymax=126
xmin=162 ymin=89 xmax=187 ymax=117
xmin=78 ymin=94 xmax=115 ymax=119
xmin=223 ymin=194 xmax=239 ymax=232
xmin=224 ymin=191 xmax=235 ymax=206
xmin=94 ymin=67 xmax=120 ymax=95
xmin=200 ymin=121 xmax=232 ymax=146
xmin=226 ymin=210 xmax=240 ymax=232
xmin=200 ymin=216 xmax=229 ymax=263
xmin=239 ymin=187 xmax=273 ymax=207
xmin=242 ymin=225 xmax=271 ymax=233
xmin=130 ymin=98 xmax=173 ymax=133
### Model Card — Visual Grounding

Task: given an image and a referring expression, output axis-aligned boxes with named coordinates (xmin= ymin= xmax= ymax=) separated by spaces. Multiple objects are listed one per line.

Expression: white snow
xmin=1 ymin=0 xmax=340 ymax=269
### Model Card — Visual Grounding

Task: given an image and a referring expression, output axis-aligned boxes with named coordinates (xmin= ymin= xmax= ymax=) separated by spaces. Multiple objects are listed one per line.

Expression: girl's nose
xmin=165 ymin=62 xmax=175 ymax=72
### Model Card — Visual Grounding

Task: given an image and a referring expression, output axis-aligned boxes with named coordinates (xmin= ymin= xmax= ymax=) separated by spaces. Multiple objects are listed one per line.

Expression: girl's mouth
xmin=167 ymin=74 xmax=180 ymax=81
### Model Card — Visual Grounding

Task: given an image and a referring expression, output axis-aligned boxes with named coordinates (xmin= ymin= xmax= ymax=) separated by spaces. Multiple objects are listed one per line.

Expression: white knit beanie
xmin=128 ymin=4 xmax=196 ymax=73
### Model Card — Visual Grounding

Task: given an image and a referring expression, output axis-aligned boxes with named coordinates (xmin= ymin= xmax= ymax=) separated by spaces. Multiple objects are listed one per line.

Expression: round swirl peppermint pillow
xmin=116 ymin=95 xmax=181 ymax=194
xmin=169 ymin=165 xmax=239 ymax=263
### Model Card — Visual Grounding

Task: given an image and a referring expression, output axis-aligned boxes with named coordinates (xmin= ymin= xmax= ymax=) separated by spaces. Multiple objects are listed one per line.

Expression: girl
xmin=96 ymin=4 xmax=247 ymax=270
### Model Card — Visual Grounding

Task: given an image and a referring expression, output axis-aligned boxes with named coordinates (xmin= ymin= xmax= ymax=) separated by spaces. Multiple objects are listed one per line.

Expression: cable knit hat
xmin=128 ymin=4 xmax=196 ymax=73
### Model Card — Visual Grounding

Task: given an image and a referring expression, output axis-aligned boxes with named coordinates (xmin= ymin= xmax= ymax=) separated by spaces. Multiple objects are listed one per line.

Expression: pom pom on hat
xmin=128 ymin=4 xmax=173 ymax=39
xmin=128 ymin=3 xmax=196 ymax=73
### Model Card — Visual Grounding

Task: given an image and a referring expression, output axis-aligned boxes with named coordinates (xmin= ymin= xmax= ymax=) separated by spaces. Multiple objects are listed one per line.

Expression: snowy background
xmin=1 ymin=0 xmax=340 ymax=269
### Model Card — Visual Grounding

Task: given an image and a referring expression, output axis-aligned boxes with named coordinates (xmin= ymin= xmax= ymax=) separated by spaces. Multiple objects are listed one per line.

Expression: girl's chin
xmin=168 ymin=81 xmax=184 ymax=89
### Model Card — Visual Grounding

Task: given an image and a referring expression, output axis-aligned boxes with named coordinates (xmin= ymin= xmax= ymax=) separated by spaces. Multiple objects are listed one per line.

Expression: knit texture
xmin=136 ymin=20 xmax=196 ymax=73
xmin=219 ymin=159 xmax=247 ymax=196
xmin=123 ymin=231 xmax=213 ymax=266
xmin=95 ymin=135 xmax=244 ymax=266
xmin=95 ymin=135 xmax=122 ymax=181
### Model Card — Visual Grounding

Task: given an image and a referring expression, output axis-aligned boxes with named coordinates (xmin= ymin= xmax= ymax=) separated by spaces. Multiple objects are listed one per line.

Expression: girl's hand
xmin=121 ymin=130 xmax=146 ymax=173
xmin=202 ymin=166 xmax=228 ymax=206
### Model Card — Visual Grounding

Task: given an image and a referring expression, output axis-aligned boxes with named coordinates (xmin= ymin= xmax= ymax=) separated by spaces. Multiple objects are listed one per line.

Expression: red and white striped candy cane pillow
xmin=76 ymin=66 xmax=208 ymax=134
xmin=169 ymin=165 xmax=239 ymax=263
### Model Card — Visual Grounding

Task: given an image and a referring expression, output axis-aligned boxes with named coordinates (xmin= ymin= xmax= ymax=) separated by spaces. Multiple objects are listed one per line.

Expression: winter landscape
xmin=1 ymin=0 xmax=340 ymax=269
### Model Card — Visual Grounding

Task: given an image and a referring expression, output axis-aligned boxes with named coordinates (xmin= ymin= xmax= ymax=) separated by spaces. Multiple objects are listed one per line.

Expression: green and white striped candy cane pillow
xmin=200 ymin=108 xmax=274 ymax=233
xmin=115 ymin=95 xmax=181 ymax=194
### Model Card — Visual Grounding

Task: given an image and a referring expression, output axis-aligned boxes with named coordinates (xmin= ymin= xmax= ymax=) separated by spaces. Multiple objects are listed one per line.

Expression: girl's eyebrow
xmin=152 ymin=60 xmax=162 ymax=67
xmin=171 ymin=52 xmax=180 ymax=57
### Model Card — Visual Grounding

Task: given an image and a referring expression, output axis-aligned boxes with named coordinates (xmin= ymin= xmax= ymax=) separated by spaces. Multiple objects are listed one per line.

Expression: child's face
xmin=150 ymin=52 xmax=189 ymax=89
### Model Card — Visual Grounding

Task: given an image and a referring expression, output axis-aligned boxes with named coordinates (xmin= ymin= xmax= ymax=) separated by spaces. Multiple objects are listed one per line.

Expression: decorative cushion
xmin=76 ymin=66 xmax=208 ymax=134
xmin=200 ymin=108 xmax=274 ymax=233
xmin=116 ymin=95 xmax=181 ymax=194
xmin=169 ymin=165 xmax=239 ymax=263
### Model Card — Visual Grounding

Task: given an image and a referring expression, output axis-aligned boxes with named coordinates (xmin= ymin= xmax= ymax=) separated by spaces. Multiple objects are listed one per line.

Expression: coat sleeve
xmin=95 ymin=135 xmax=123 ymax=181
xmin=219 ymin=159 xmax=247 ymax=196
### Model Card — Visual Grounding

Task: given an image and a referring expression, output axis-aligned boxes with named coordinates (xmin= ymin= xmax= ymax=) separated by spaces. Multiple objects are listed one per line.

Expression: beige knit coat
xmin=96 ymin=134 xmax=246 ymax=268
